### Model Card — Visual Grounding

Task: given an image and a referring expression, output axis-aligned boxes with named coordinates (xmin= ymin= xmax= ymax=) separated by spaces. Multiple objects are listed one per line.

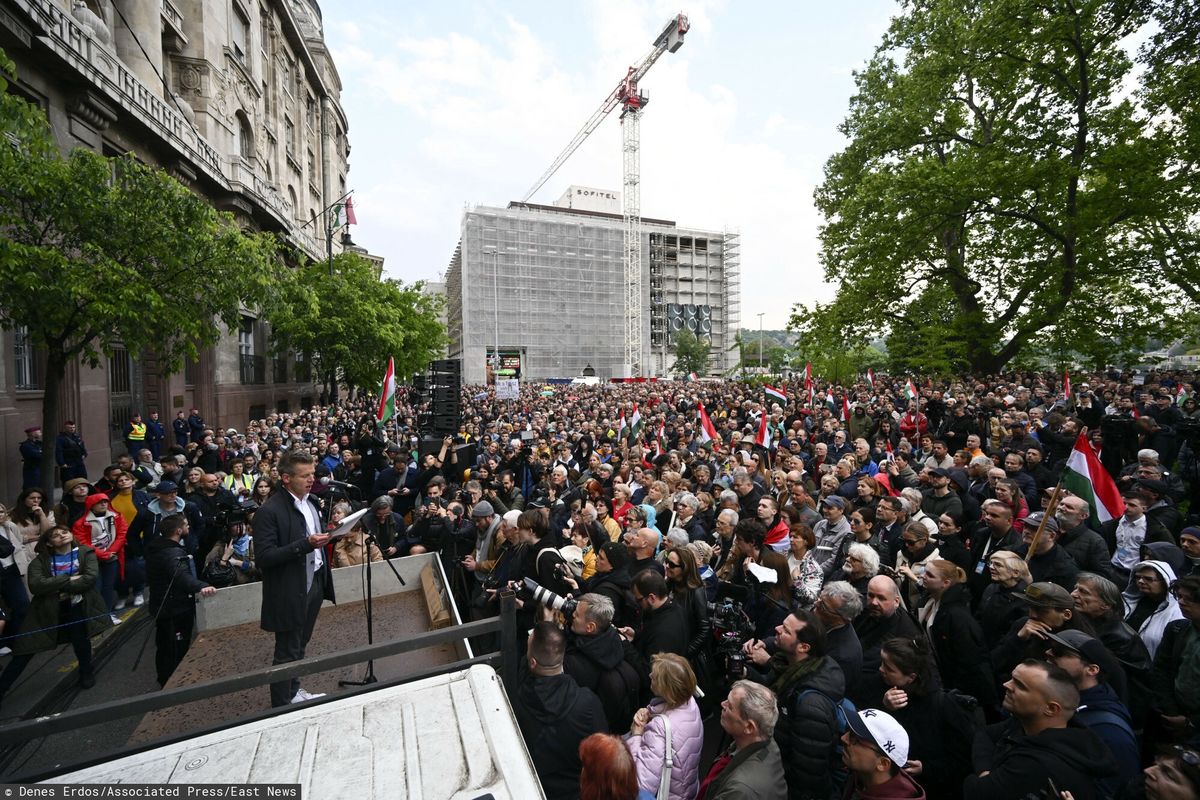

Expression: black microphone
xmin=320 ymin=477 xmax=357 ymax=490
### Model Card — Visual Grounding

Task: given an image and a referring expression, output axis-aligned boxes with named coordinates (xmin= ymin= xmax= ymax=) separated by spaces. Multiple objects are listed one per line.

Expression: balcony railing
xmin=239 ymin=354 xmax=265 ymax=385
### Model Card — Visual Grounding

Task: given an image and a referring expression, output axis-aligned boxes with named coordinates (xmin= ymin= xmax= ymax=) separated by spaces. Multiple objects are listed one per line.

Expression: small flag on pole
xmin=866 ymin=368 xmax=875 ymax=386
xmin=1063 ymin=370 xmax=1072 ymax=401
xmin=755 ymin=411 xmax=772 ymax=449
xmin=842 ymin=395 xmax=851 ymax=421
xmin=629 ymin=404 xmax=643 ymax=441
xmin=345 ymin=194 xmax=357 ymax=226
xmin=654 ymin=420 xmax=666 ymax=456
xmin=618 ymin=410 xmax=627 ymax=440
xmin=765 ymin=384 xmax=787 ymax=404
xmin=905 ymin=379 xmax=919 ymax=403
xmin=376 ymin=357 xmax=396 ymax=426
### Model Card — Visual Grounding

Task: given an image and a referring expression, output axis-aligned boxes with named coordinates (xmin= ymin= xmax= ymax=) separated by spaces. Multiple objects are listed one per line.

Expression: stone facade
xmin=0 ymin=0 xmax=367 ymax=497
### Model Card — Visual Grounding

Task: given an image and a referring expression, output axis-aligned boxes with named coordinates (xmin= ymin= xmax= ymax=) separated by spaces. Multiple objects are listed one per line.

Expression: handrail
xmin=0 ymin=594 xmax=517 ymax=747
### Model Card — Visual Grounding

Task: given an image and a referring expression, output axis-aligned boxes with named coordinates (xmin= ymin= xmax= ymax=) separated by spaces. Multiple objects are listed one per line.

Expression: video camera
xmin=708 ymin=597 xmax=755 ymax=683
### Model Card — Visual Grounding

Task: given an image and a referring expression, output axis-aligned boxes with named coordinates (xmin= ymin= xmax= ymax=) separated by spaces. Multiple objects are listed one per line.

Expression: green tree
xmin=671 ymin=330 xmax=711 ymax=376
xmin=800 ymin=0 xmax=1200 ymax=373
xmin=267 ymin=252 xmax=446 ymax=398
xmin=0 ymin=53 xmax=281 ymax=496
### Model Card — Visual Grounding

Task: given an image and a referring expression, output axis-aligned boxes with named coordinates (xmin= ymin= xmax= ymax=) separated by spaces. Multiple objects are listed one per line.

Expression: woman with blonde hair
xmin=918 ymin=558 xmax=996 ymax=708
xmin=627 ymin=653 xmax=704 ymax=800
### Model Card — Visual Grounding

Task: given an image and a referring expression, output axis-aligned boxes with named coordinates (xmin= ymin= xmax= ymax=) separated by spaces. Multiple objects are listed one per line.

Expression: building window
xmin=13 ymin=326 xmax=39 ymax=389
xmin=306 ymin=94 xmax=316 ymax=131
xmin=284 ymin=116 xmax=296 ymax=156
xmin=231 ymin=3 xmax=251 ymax=66
xmin=109 ymin=347 xmax=132 ymax=394
xmin=283 ymin=57 xmax=294 ymax=96
xmin=238 ymin=316 xmax=255 ymax=356
xmin=235 ymin=111 xmax=254 ymax=159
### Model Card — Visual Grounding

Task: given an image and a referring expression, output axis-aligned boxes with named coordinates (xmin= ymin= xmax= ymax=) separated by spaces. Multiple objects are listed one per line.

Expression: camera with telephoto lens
xmin=520 ymin=577 xmax=577 ymax=616
xmin=708 ymin=598 xmax=755 ymax=683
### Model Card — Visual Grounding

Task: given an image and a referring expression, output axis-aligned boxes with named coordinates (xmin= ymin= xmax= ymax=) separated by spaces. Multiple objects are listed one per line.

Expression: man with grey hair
xmin=714 ymin=507 xmax=739 ymax=572
xmin=701 ymin=680 xmax=786 ymax=800
xmin=814 ymin=580 xmax=865 ymax=694
xmin=563 ymin=592 xmax=642 ymax=733
xmin=1055 ymin=495 xmax=1116 ymax=580
xmin=731 ymin=466 xmax=764 ymax=518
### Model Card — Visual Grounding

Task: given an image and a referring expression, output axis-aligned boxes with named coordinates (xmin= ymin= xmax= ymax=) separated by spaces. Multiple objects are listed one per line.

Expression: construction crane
xmin=522 ymin=14 xmax=689 ymax=377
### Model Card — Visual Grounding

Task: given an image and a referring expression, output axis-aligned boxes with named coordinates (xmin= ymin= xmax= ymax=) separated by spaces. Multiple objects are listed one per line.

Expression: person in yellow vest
xmin=125 ymin=413 xmax=147 ymax=458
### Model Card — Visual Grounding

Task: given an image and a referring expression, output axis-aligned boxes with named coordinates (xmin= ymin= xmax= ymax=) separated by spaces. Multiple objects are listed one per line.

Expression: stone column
xmin=113 ymin=0 xmax=165 ymax=97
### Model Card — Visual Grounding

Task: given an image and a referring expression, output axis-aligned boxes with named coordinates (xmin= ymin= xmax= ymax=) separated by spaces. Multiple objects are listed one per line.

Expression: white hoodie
xmin=1121 ymin=559 xmax=1184 ymax=659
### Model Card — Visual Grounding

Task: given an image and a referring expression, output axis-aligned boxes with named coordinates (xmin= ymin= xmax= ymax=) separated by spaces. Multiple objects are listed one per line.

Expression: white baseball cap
xmin=846 ymin=708 xmax=909 ymax=768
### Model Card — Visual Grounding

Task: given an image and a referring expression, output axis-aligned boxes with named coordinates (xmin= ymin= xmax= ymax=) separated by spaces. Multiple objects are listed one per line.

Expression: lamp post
xmin=758 ymin=313 xmax=765 ymax=372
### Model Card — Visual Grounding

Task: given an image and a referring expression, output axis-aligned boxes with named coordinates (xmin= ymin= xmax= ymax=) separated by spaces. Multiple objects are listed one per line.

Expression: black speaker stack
xmin=414 ymin=359 xmax=461 ymax=437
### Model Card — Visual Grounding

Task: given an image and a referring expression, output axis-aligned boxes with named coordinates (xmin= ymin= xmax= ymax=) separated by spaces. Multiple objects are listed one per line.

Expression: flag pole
xmin=1025 ymin=481 xmax=1065 ymax=564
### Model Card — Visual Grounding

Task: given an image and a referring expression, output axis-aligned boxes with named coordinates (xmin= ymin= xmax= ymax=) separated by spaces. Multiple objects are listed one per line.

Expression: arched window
xmin=287 ymin=185 xmax=298 ymax=216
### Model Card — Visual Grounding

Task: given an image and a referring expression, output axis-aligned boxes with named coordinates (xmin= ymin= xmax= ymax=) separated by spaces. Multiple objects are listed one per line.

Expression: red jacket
xmin=73 ymin=509 xmax=128 ymax=578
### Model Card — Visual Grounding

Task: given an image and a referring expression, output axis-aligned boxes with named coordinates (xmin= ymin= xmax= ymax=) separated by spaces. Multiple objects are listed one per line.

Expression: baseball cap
xmin=821 ymin=496 xmax=847 ymax=510
xmin=929 ymin=467 xmax=951 ymax=478
xmin=154 ymin=480 xmax=179 ymax=494
xmin=1045 ymin=630 xmax=1109 ymax=667
xmin=845 ymin=708 xmax=909 ymax=768
xmin=1016 ymin=582 xmax=1074 ymax=609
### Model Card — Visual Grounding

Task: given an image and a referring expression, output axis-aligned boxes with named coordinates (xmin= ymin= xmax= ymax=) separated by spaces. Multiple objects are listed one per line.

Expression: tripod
xmin=338 ymin=529 xmax=406 ymax=687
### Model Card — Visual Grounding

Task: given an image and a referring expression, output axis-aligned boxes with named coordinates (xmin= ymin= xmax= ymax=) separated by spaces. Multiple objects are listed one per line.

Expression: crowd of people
xmin=4 ymin=370 xmax=1200 ymax=799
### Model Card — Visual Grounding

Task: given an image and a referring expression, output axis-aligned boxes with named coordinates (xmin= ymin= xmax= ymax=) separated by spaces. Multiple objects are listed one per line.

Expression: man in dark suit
xmin=253 ymin=451 xmax=335 ymax=707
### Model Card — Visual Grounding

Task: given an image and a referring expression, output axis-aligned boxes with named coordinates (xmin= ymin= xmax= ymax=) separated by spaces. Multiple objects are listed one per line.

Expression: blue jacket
xmin=1076 ymin=683 xmax=1140 ymax=796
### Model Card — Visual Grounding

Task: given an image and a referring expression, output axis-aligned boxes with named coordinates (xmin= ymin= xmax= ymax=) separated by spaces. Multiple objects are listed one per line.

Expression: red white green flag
xmin=866 ymin=368 xmax=875 ymax=386
xmin=842 ymin=396 xmax=851 ymax=421
xmin=905 ymin=379 xmax=919 ymax=403
xmin=1064 ymin=370 xmax=1072 ymax=401
xmin=697 ymin=402 xmax=719 ymax=445
xmin=1062 ymin=432 xmax=1124 ymax=528
xmin=654 ymin=420 xmax=666 ymax=456
xmin=376 ymin=357 xmax=396 ymax=425
xmin=765 ymin=384 xmax=787 ymax=404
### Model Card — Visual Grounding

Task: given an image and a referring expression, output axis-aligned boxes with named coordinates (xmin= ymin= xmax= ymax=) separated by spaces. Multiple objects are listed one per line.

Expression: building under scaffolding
xmin=444 ymin=187 xmax=740 ymax=384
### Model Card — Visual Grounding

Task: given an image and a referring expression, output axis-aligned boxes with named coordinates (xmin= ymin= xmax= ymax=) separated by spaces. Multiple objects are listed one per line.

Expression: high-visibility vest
xmin=128 ymin=422 xmax=147 ymax=441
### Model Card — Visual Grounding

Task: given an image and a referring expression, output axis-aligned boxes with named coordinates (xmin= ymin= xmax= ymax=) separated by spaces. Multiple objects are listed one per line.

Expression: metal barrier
xmin=0 ymin=594 xmax=518 ymax=755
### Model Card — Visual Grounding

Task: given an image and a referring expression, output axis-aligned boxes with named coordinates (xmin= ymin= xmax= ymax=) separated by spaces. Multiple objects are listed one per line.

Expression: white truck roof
xmin=46 ymin=665 xmax=544 ymax=799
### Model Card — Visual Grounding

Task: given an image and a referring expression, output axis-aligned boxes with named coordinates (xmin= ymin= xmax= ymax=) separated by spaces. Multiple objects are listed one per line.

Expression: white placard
xmin=496 ymin=379 xmax=520 ymax=400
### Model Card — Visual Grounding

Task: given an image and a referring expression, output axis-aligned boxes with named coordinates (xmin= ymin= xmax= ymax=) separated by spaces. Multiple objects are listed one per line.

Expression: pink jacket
xmin=628 ymin=697 xmax=703 ymax=800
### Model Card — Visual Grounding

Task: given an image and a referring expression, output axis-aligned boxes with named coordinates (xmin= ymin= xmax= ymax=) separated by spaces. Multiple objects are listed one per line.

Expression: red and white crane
xmin=522 ymin=13 xmax=689 ymax=377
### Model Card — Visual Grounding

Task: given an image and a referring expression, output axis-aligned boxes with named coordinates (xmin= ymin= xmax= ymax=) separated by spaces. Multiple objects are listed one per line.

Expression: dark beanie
xmin=600 ymin=540 xmax=630 ymax=571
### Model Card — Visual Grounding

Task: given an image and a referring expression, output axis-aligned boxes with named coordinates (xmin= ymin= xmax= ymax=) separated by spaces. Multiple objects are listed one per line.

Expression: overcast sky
xmin=325 ymin=0 xmax=898 ymax=329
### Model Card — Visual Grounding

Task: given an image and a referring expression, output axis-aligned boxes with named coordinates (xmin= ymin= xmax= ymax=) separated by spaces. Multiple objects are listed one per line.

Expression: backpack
xmin=798 ymin=688 xmax=856 ymax=792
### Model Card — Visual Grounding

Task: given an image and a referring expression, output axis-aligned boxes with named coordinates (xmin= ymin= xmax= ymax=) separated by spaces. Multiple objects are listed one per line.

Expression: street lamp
xmin=758 ymin=313 xmax=765 ymax=371
xmin=483 ymin=246 xmax=500 ymax=378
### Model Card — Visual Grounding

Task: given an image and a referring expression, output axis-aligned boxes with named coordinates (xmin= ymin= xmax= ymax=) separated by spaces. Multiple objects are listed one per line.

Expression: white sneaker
xmin=133 ymin=593 xmax=145 ymax=607
xmin=0 ymin=647 xmax=11 ymax=656
xmin=290 ymin=688 xmax=326 ymax=704
xmin=114 ymin=598 xmax=127 ymax=610
xmin=110 ymin=614 xmax=122 ymax=625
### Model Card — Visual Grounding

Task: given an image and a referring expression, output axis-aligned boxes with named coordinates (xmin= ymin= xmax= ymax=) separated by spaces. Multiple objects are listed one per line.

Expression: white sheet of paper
xmin=326 ymin=507 xmax=369 ymax=540
xmin=746 ymin=562 xmax=778 ymax=584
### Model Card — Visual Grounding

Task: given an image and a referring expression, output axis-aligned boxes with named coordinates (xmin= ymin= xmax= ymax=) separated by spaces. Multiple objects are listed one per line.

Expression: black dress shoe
xmin=79 ymin=672 xmax=96 ymax=689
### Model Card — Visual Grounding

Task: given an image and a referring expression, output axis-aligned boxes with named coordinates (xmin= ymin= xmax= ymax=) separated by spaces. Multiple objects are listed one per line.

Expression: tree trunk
xmin=38 ymin=350 xmax=67 ymax=500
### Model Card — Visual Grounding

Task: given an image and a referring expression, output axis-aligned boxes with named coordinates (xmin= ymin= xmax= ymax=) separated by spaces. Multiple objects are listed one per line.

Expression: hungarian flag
xmin=1062 ymin=432 xmax=1124 ymax=528
xmin=1063 ymin=370 xmax=1072 ymax=400
xmin=765 ymin=384 xmax=787 ymax=405
xmin=654 ymin=420 xmax=666 ymax=456
xmin=866 ymin=368 xmax=875 ymax=386
xmin=804 ymin=363 xmax=814 ymax=405
xmin=618 ymin=410 xmax=627 ymax=440
xmin=331 ymin=194 xmax=357 ymax=229
xmin=687 ymin=372 xmax=698 ymax=382
xmin=629 ymin=405 xmax=643 ymax=441
xmin=755 ymin=411 xmax=772 ymax=449
xmin=905 ymin=379 xmax=919 ymax=403
xmin=1177 ymin=384 xmax=1191 ymax=406
xmin=376 ymin=357 xmax=396 ymax=425
xmin=842 ymin=395 xmax=851 ymax=421
xmin=697 ymin=402 xmax=718 ymax=445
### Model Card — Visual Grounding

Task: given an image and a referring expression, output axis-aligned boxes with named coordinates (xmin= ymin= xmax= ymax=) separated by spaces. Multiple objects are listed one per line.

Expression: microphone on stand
xmin=320 ymin=477 xmax=357 ymax=490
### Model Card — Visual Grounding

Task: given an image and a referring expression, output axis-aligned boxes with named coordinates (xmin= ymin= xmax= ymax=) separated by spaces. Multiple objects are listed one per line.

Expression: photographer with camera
xmin=618 ymin=569 xmax=688 ymax=699
xmin=486 ymin=469 xmax=526 ymax=515
xmin=190 ymin=472 xmax=239 ymax=558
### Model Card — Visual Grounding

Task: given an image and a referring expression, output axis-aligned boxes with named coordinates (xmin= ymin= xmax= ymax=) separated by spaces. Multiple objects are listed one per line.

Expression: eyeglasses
xmin=1135 ymin=574 xmax=1164 ymax=584
xmin=664 ymin=561 xmax=681 ymax=569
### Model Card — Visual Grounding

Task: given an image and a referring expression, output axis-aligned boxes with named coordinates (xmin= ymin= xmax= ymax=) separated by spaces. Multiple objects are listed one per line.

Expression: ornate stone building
xmin=0 ymin=0 xmax=368 ymax=497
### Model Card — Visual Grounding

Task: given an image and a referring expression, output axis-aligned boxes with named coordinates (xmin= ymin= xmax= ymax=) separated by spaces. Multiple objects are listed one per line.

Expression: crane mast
xmin=522 ymin=14 xmax=689 ymax=377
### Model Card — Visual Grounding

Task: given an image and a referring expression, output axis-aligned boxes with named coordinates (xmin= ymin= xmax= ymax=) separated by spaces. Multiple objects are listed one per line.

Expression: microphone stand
xmin=338 ymin=525 xmax=407 ymax=688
